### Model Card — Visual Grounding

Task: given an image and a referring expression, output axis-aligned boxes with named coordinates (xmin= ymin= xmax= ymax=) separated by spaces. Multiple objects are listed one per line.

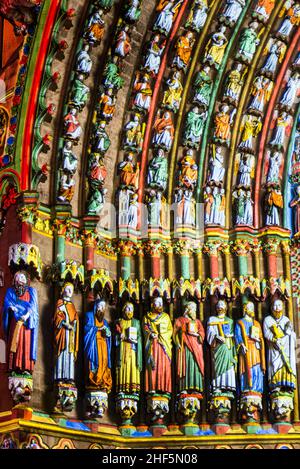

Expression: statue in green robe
xmin=102 ymin=57 xmax=124 ymax=90
xmin=147 ymin=148 xmax=168 ymax=191
xmin=69 ymin=74 xmax=90 ymax=110
xmin=236 ymin=22 xmax=260 ymax=63
xmin=182 ymin=106 xmax=207 ymax=148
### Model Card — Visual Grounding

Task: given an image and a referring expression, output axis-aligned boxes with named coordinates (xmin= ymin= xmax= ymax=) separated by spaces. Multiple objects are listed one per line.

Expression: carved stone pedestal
xmin=270 ymin=391 xmax=294 ymax=433
xmin=210 ymin=392 xmax=234 ymax=434
xmin=240 ymin=392 xmax=262 ymax=433
xmin=8 ymin=373 xmax=33 ymax=404
xmin=116 ymin=394 xmax=139 ymax=436
xmin=177 ymin=392 xmax=202 ymax=435
xmin=54 ymin=382 xmax=77 ymax=413
xmin=86 ymin=390 xmax=108 ymax=418
xmin=146 ymin=393 xmax=170 ymax=436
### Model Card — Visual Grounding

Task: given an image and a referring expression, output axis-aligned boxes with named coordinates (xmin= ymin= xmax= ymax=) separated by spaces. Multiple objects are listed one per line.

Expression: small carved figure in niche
xmin=277 ymin=2 xmax=300 ymax=40
xmin=115 ymin=302 xmax=142 ymax=394
xmin=2 ymin=271 xmax=39 ymax=375
xmin=223 ymin=63 xmax=244 ymax=105
xmin=204 ymin=186 xmax=214 ymax=224
xmin=172 ymin=31 xmax=195 ymax=71
xmin=143 ymin=34 xmax=165 ymax=77
xmin=84 ymin=9 xmax=105 ymax=44
xmin=57 ymin=173 xmax=76 ymax=203
xmin=92 ymin=121 xmax=111 ymax=154
xmin=147 ymin=148 xmax=168 ymax=191
xmin=263 ymin=299 xmax=297 ymax=394
xmin=235 ymin=301 xmax=265 ymax=394
xmin=75 ymin=44 xmax=92 ymax=76
xmin=162 ymin=71 xmax=183 ymax=112
xmin=98 ymin=87 xmax=116 ymax=121
xmin=69 ymin=74 xmax=90 ymax=110
xmin=54 ymin=283 xmax=79 ymax=383
xmin=128 ymin=193 xmax=139 ymax=229
xmin=290 ymin=185 xmax=300 ymax=234
xmin=236 ymin=153 xmax=255 ymax=187
xmin=88 ymin=153 xmax=107 ymax=187
xmin=207 ymin=145 xmax=225 ymax=184
xmin=269 ymin=111 xmax=292 ymax=148
xmin=247 ymin=76 xmax=273 ymax=114
xmin=124 ymin=0 xmax=142 ymax=23
xmin=213 ymin=104 xmax=232 ymax=144
xmin=61 ymin=141 xmax=78 ymax=175
xmin=243 ymin=189 xmax=254 ymax=225
xmin=178 ymin=150 xmax=198 ymax=190
xmin=261 ymin=39 xmax=286 ymax=77
xmin=115 ymin=24 xmax=132 ymax=58
xmin=102 ymin=56 xmax=124 ymax=90
xmin=239 ymin=114 xmax=262 ymax=152
xmin=173 ymin=302 xmax=205 ymax=394
xmin=280 ymin=72 xmax=300 ymax=109
xmin=236 ymin=21 xmax=260 ymax=63
xmin=264 ymin=185 xmax=284 ymax=226
xmin=253 ymin=0 xmax=275 ymax=22
xmin=192 ymin=65 xmax=212 ymax=108
xmin=146 ymin=189 xmax=163 ymax=226
xmin=143 ymin=297 xmax=173 ymax=394
xmin=64 ymin=108 xmax=82 ymax=141
xmin=205 ymin=186 xmax=225 ymax=226
xmin=219 ymin=0 xmax=246 ymax=26
xmin=152 ymin=110 xmax=174 ymax=152
xmin=153 ymin=0 xmax=182 ymax=36
xmin=185 ymin=0 xmax=208 ymax=32
xmin=266 ymin=151 xmax=282 ymax=184
xmin=132 ymin=72 xmax=152 ymax=113
xmin=87 ymin=187 xmax=107 ymax=214
xmin=204 ymin=26 xmax=228 ymax=70
xmin=123 ymin=114 xmax=143 ymax=152
xmin=233 ymin=188 xmax=254 ymax=225
xmin=118 ymin=153 xmax=140 ymax=189
xmin=183 ymin=106 xmax=206 ymax=148
xmin=207 ymin=300 xmax=237 ymax=395
xmin=84 ymin=299 xmax=112 ymax=392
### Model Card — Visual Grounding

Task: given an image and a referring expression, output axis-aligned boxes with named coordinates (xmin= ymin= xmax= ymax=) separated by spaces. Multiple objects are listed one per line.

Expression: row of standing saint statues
xmin=1 ymin=271 xmax=298 ymax=430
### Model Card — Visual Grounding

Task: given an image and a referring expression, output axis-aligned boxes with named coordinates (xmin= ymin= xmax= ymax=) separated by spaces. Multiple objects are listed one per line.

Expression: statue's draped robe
xmin=54 ymin=299 xmax=79 ymax=382
xmin=115 ymin=318 xmax=142 ymax=394
xmin=235 ymin=318 xmax=265 ymax=393
xmin=207 ymin=316 xmax=237 ymax=393
xmin=3 ymin=287 xmax=39 ymax=373
xmin=174 ymin=317 xmax=205 ymax=393
xmin=84 ymin=311 xmax=112 ymax=391
xmin=143 ymin=312 xmax=172 ymax=393
xmin=263 ymin=315 xmax=297 ymax=391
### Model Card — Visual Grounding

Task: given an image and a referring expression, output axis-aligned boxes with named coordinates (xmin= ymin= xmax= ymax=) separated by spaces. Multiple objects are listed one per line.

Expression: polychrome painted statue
xmin=2 ymin=271 xmax=39 ymax=374
xmin=147 ymin=148 xmax=168 ymax=190
xmin=143 ymin=297 xmax=172 ymax=394
xmin=207 ymin=300 xmax=237 ymax=395
xmin=152 ymin=110 xmax=174 ymax=152
xmin=143 ymin=34 xmax=165 ymax=76
xmin=84 ymin=9 xmax=105 ymax=44
xmin=265 ymin=186 xmax=283 ymax=226
xmin=253 ymin=0 xmax=275 ymax=21
xmin=186 ymin=0 xmax=208 ymax=32
xmin=204 ymin=26 xmax=228 ymax=69
xmin=172 ymin=31 xmax=195 ymax=71
xmin=54 ymin=283 xmax=79 ymax=383
xmin=115 ymin=302 xmax=142 ymax=394
xmin=102 ymin=57 xmax=124 ymax=90
xmin=290 ymin=185 xmax=300 ymax=234
xmin=162 ymin=71 xmax=183 ymax=112
xmin=192 ymin=65 xmax=212 ymax=108
xmin=124 ymin=0 xmax=141 ymax=23
xmin=153 ymin=0 xmax=181 ymax=36
xmin=173 ymin=302 xmax=205 ymax=394
xmin=183 ymin=106 xmax=206 ymax=148
xmin=235 ymin=301 xmax=265 ymax=394
xmin=220 ymin=0 xmax=246 ymax=25
xmin=280 ymin=72 xmax=300 ymax=109
xmin=236 ymin=22 xmax=260 ymax=63
xmin=277 ymin=2 xmax=300 ymax=40
xmin=223 ymin=63 xmax=244 ymax=104
xmin=75 ymin=44 xmax=92 ymax=75
xmin=84 ymin=299 xmax=112 ymax=392
xmin=69 ymin=74 xmax=90 ymax=110
xmin=263 ymin=300 xmax=297 ymax=393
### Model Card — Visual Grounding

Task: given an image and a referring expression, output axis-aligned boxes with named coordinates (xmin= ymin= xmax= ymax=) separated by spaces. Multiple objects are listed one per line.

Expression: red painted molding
xmin=21 ymin=0 xmax=61 ymax=191
xmin=253 ymin=30 xmax=300 ymax=228
xmin=137 ymin=0 xmax=189 ymax=206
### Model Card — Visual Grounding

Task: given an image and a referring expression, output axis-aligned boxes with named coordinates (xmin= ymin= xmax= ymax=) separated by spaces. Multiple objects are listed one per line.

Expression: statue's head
xmin=122 ymin=301 xmax=134 ymax=320
xmin=184 ymin=301 xmax=197 ymax=320
xmin=243 ymin=301 xmax=255 ymax=319
xmin=216 ymin=300 xmax=227 ymax=318
xmin=62 ymin=282 xmax=74 ymax=300
xmin=13 ymin=271 xmax=29 ymax=297
xmin=95 ymin=299 xmax=106 ymax=320
xmin=272 ymin=299 xmax=284 ymax=320
xmin=152 ymin=296 xmax=163 ymax=313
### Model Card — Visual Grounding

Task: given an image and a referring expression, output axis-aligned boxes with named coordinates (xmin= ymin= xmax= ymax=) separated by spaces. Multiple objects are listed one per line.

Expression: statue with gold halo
xmin=263 ymin=300 xmax=297 ymax=422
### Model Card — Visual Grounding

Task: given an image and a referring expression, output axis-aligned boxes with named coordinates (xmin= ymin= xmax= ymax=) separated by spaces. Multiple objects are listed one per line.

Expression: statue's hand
xmin=241 ymin=343 xmax=248 ymax=355
xmin=217 ymin=336 xmax=226 ymax=343
xmin=10 ymin=306 xmax=18 ymax=313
